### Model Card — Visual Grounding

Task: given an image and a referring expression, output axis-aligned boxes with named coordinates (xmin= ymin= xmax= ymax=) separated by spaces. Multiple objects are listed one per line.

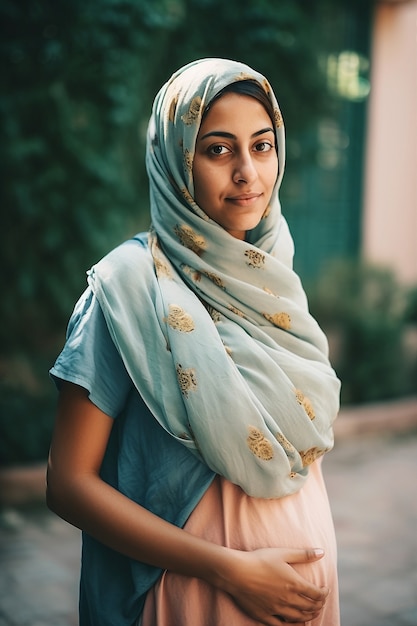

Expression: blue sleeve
xmin=50 ymin=287 xmax=133 ymax=418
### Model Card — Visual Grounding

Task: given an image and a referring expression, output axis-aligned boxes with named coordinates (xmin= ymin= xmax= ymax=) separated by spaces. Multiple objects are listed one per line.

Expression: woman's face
xmin=193 ymin=91 xmax=278 ymax=240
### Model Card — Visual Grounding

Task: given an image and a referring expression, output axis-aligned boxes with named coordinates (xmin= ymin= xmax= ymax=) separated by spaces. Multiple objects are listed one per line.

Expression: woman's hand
xmin=216 ymin=546 xmax=329 ymax=625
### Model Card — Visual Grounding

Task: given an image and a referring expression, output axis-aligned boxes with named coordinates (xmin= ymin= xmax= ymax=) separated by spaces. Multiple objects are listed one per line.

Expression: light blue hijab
xmin=88 ymin=58 xmax=340 ymax=499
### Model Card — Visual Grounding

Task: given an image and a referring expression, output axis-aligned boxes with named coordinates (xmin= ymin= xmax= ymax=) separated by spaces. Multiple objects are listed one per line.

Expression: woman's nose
xmin=232 ymin=153 xmax=257 ymax=184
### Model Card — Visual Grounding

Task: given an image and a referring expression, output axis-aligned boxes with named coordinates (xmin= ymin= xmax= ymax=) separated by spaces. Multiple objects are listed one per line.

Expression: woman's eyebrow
xmin=199 ymin=127 xmax=275 ymax=141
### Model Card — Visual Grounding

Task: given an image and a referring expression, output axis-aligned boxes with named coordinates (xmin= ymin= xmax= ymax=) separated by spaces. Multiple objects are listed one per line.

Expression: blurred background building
xmin=284 ymin=0 xmax=417 ymax=286
xmin=363 ymin=0 xmax=417 ymax=286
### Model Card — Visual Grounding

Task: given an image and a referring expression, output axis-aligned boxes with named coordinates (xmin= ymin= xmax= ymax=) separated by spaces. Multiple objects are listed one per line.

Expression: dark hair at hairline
xmin=204 ymin=80 xmax=276 ymax=128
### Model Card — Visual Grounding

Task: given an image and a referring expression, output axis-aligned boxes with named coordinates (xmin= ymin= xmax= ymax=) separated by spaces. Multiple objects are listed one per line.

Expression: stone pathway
xmin=0 ymin=506 xmax=80 ymax=626
xmin=324 ymin=430 xmax=417 ymax=626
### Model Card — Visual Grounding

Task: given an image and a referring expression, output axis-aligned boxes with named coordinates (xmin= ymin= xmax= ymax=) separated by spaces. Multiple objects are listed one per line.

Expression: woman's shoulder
xmin=89 ymin=232 xmax=155 ymax=287
xmin=102 ymin=231 xmax=151 ymax=268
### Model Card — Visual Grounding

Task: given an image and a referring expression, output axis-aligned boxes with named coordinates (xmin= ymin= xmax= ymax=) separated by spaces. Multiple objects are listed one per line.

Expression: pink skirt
xmin=142 ymin=459 xmax=339 ymax=625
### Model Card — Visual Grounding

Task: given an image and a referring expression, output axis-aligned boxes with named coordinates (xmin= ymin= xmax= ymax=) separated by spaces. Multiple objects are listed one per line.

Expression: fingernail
xmin=313 ymin=548 xmax=324 ymax=557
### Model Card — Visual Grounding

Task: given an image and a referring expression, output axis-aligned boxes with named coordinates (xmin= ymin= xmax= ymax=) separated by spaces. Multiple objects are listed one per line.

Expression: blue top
xmin=50 ymin=234 xmax=215 ymax=626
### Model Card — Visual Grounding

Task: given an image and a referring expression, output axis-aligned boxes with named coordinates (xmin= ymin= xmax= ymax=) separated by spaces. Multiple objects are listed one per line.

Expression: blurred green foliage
xmin=1 ymin=0 xmax=337 ymax=355
xmin=2 ymin=0 xmax=160 ymax=355
xmin=0 ymin=365 xmax=56 ymax=466
xmin=2 ymin=0 xmax=413 ymax=466
xmin=308 ymin=261 xmax=417 ymax=405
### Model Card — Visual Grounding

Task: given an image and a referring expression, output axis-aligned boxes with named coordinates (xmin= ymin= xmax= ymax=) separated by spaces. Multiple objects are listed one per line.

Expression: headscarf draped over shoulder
xmin=88 ymin=58 xmax=340 ymax=499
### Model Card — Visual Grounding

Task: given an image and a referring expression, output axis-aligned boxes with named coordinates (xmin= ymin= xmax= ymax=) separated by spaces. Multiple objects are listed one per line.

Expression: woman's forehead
xmin=196 ymin=92 xmax=275 ymax=138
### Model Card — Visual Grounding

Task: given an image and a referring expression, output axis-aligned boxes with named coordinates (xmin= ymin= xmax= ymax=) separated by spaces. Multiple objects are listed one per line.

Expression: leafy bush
xmin=0 ymin=353 xmax=57 ymax=466
xmin=0 ymin=386 xmax=55 ymax=467
xmin=1 ymin=0 xmax=339 ymax=357
xmin=307 ymin=260 xmax=417 ymax=405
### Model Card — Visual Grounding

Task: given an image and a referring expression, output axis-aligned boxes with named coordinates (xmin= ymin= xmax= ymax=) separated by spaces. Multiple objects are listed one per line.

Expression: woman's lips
xmin=226 ymin=193 xmax=262 ymax=206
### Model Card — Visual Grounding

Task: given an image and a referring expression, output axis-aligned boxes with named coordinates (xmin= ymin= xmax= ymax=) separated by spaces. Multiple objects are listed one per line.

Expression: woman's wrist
xmin=198 ymin=544 xmax=244 ymax=595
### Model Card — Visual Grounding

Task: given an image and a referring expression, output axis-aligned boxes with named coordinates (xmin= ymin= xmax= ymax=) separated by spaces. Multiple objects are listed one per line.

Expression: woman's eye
xmin=254 ymin=141 xmax=273 ymax=152
xmin=208 ymin=145 xmax=229 ymax=156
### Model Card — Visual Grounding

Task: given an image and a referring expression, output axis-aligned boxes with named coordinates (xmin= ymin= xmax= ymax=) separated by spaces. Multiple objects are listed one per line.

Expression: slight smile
xmin=226 ymin=193 xmax=263 ymax=206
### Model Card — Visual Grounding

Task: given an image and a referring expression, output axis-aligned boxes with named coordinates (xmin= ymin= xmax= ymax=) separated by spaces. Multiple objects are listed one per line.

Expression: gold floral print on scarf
xmin=201 ymin=270 xmax=225 ymax=289
xmin=153 ymin=255 xmax=173 ymax=279
xmin=261 ymin=79 xmax=283 ymax=128
xmin=263 ymin=311 xmax=291 ymax=330
xmin=174 ymin=224 xmax=207 ymax=255
xmin=244 ymin=249 xmax=265 ymax=268
xmin=273 ymin=107 xmax=283 ymax=128
xmin=168 ymin=95 xmax=179 ymax=122
xmin=294 ymin=388 xmax=316 ymax=420
xmin=181 ymin=96 xmax=202 ymax=125
xmin=262 ymin=203 xmax=272 ymax=219
xmin=165 ymin=304 xmax=195 ymax=332
xmin=150 ymin=233 xmax=173 ymax=279
xmin=247 ymin=426 xmax=274 ymax=461
xmin=229 ymin=305 xmax=245 ymax=318
xmin=176 ymin=363 xmax=198 ymax=397
xmin=263 ymin=286 xmax=279 ymax=297
xmin=299 ymin=447 xmax=326 ymax=467
xmin=181 ymin=187 xmax=195 ymax=207
xmin=183 ymin=148 xmax=193 ymax=174
xmin=236 ymin=72 xmax=257 ymax=82
xmin=182 ymin=265 xmax=201 ymax=283
xmin=275 ymin=432 xmax=296 ymax=454
xmin=262 ymin=79 xmax=272 ymax=95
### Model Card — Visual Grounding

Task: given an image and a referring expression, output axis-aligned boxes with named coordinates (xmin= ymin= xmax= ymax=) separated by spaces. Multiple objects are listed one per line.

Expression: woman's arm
xmin=47 ymin=381 xmax=328 ymax=625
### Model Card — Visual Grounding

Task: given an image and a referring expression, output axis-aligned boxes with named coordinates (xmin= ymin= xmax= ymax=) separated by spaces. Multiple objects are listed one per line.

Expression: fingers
xmin=276 ymin=567 xmax=329 ymax=622
xmin=274 ymin=599 xmax=327 ymax=624
xmin=284 ymin=547 xmax=328 ymax=602
xmin=270 ymin=596 xmax=327 ymax=625
xmin=266 ymin=607 xmax=322 ymax=626
xmin=228 ymin=547 xmax=330 ymax=624
xmin=274 ymin=613 xmax=319 ymax=626
xmin=286 ymin=547 xmax=325 ymax=564
xmin=235 ymin=576 xmax=329 ymax=626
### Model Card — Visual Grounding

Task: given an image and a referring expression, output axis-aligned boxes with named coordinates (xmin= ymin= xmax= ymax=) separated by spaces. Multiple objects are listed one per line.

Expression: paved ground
xmin=1 ymin=421 xmax=417 ymax=625
xmin=325 ymin=430 xmax=417 ymax=626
